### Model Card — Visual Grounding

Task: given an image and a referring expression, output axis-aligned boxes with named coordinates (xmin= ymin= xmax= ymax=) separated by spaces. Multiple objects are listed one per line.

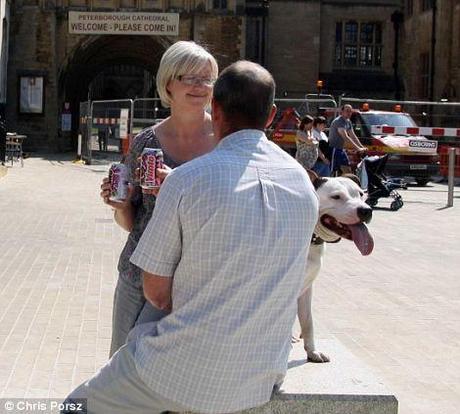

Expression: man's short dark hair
xmin=213 ymin=61 xmax=275 ymax=129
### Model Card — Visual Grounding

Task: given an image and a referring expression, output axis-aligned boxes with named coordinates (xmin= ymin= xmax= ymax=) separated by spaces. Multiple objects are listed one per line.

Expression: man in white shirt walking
xmin=63 ymin=60 xmax=318 ymax=414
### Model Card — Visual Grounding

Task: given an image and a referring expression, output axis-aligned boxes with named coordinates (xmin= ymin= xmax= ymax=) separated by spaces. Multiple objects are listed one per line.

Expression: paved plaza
xmin=0 ymin=154 xmax=459 ymax=413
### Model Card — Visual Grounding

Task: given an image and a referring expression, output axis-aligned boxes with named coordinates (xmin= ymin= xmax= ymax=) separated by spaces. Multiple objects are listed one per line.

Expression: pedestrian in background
xmin=311 ymin=115 xmax=330 ymax=177
xmin=99 ymin=40 xmax=219 ymax=357
xmin=64 ymin=59 xmax=318 ymax=414
xmin=328 ymin=104 xmax=366 ymax=175
xmin=295 ymin=114 xmax=318 ymax=171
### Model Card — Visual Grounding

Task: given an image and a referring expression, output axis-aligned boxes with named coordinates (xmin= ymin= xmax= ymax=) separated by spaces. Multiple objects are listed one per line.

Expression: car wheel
xmin=390 ymin=199 xmax=404 ymax=211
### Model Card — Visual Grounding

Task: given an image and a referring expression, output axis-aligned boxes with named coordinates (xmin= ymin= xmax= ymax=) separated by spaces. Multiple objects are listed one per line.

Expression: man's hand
xmin=143 ymin=271 xmax=173 ymax=312
xmin=136 ymin=160 xmax=172 ymax=196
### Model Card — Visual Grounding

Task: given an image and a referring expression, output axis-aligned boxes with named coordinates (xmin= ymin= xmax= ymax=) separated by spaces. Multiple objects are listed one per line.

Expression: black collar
xmin=311 ymin=234 xmax=325 ymax=245
xmin=311 ymin=233 xmax=341 ymax=245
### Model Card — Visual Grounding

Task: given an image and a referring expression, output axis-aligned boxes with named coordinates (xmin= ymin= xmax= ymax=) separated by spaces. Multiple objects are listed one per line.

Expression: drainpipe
xmin=391 ymin=11 xmax=403 ymax=100
xmin=429 ymin=0 xmax=437 ymax=101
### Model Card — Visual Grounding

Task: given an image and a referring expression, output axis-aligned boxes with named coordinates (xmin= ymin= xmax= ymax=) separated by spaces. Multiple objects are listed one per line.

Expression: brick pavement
xmin=0 ymin=154 xmax=459 ymax=413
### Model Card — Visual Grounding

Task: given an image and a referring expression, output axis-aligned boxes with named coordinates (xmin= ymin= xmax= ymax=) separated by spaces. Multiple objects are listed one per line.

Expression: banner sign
xmin=119 ymin=109 xmax=129 ymax=140
xmin=61 ymin=113 xmax=72 ymax=131
xmin=408 ymin=139 xmax=438 ymax=153
xmin=69 ymin=12 xmax=179 ymax=36
xmin=19 ymin=76 xmax=44 ymax=114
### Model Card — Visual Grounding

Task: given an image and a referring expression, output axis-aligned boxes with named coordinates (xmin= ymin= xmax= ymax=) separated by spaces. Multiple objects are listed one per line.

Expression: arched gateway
xmin=59 ymin=35 xmax=170 ymax=151
xmin=60 ymin=35 xmax=170 ymax=104
xmin=6 ymin=2 xmax=244 ymax=152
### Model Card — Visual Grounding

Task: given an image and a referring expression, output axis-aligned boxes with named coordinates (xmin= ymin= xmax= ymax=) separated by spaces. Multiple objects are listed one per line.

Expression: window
xmin=246 ymin=18 xmax=263 ymax=64
xmin=420 ymin=53 xmax=430 ymax=98
xmin=213 ymin=0 xmax=227 ymax=9
xmin=420 ymin=0 xmax=432 ymax=11
xmin=406 ymin=0 xmax=414 ymax=16
xmin=335 ymin=21 xmax=382 ymax=68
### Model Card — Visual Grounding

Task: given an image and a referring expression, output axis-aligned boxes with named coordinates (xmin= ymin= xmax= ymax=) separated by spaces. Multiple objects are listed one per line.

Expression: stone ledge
xmin=182 ymin=338 xmax=398 ymax=414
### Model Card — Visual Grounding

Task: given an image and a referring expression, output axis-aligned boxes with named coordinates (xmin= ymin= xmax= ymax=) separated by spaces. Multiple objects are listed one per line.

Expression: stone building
xmin=267 ymin=0 xmax=403 ymax=99
xmin=401 ymin=0 xmax=460 ymax=101
xmin=5 ymin=0 xmax=404 ymax=151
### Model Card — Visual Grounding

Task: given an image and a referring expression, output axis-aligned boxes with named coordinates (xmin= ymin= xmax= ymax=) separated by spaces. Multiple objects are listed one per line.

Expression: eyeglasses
xmin=177 ymin=75 xmax=215 ymax=87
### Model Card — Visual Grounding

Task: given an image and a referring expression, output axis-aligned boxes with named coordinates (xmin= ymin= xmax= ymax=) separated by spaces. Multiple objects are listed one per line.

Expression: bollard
xmin=78 ymin=134 xmax=82 ymax=159
xmin=447 ymin=147 xmax=455 ymax=207
xmin=73 ymin=134 xmax=84 ymax=164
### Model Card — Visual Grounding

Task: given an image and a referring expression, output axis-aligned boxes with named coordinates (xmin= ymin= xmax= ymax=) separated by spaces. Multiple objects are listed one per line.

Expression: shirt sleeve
xmin=337 ymin=117 xmax=347 ymax=130
xmin=130 ymin=172 xmax=183 ymax=277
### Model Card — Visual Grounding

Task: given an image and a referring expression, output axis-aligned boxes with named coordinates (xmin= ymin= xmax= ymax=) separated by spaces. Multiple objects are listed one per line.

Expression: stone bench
xmin=183 ymin=338 xmax=398 ymax=414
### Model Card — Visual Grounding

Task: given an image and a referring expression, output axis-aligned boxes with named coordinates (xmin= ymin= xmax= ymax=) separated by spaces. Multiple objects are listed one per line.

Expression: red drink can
xmin=109 ymin=163 xmax=129 ymax=202
xmin=140 ymin=148 xmax=164 ymax=189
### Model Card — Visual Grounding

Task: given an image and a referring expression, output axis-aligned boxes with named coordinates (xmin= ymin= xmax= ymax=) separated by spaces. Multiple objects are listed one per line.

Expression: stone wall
xmin=6 ymin=3 xmax=243 ymax=151
xmin=267 ymin=0 xmax=400 ymax=98
xmin=266 ymin=0 xmax=321 ymax=97
xmin=401 ymin=0 xmax=460 ymax=101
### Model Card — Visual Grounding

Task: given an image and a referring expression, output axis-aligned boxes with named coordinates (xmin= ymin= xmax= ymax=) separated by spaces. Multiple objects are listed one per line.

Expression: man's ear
xmin=211 ymin=98 xmax=221 ymax=122
xmin=211 ymin=98 xmax=226 ymax=139
xmin=265 ymin=104 xmax=277 ymax=128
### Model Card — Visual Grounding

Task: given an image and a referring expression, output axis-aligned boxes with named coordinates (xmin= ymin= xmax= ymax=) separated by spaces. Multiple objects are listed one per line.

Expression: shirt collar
xmin=217 ymin=129 xmax=267 ymax=148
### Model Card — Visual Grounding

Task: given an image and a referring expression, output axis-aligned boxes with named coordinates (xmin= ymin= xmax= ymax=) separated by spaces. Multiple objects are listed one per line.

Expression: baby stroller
xmin=357 ymin=154 xmax=406 ymax=211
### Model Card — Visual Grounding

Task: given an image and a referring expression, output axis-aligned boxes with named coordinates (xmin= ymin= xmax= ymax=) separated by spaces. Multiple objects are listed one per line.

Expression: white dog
xmin=297 ymin=173 xmax=374 ymax=363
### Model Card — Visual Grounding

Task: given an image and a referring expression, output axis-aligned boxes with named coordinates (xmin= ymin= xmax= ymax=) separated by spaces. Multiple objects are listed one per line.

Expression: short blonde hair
xmin=156 ymin=41 xmax=219 ymax=108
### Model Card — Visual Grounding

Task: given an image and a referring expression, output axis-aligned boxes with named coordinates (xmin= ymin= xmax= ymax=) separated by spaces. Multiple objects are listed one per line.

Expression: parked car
xmin=269 ymin=104 xmax=439 ymax=186
xmin=346 ymin=108 xmax=439 ymax=186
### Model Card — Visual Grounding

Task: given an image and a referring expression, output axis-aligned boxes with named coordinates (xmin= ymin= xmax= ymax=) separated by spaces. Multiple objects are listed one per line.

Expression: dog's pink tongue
xmin=349 ymin=223 xmax=374 ymax=256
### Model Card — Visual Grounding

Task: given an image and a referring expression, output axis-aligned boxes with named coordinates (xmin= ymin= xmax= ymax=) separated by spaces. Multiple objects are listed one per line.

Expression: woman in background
xmin=295 ymin=114 xmax=318 ymax=171
xmin=311 ymin=116 xmax=331 ymax=177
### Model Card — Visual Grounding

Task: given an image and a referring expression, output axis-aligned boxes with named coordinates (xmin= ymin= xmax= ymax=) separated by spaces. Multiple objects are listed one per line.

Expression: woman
xmin=100 ymin=41 xmax=219 ymax=356
xmin=295 ymin=114 xmax=318 ymax=171
xmin=311 ymin=116 xmax=331 ymax=177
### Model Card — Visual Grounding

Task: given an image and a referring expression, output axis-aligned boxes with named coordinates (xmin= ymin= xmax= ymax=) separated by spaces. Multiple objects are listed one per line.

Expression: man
xmin=63 ymin=61 xmax=318 ymax=414
xmin=328 ymin=104 xmax=366 ymax=175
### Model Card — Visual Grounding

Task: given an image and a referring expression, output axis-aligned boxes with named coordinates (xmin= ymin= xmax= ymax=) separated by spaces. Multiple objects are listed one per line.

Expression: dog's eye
xmin=331 ymin=195 xmax=341 ymax=200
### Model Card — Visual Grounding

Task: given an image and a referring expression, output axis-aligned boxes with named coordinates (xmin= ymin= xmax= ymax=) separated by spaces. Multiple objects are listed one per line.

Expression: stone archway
xmin=58 ymin=35 xmax=171 ymax=144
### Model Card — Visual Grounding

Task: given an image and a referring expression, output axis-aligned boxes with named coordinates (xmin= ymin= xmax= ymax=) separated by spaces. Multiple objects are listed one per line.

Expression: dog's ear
xmin=306 ymin=169 xmax=319 ymax=183
xmin=342 ymin=173 xmax=361 ymax=187
xmin=307 ymin=169 xmax=328 ymax=189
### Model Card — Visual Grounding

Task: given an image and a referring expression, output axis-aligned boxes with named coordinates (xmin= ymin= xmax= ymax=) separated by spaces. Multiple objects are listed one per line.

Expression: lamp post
xmin=261 ymin=0 xmax=269 ymax=67
xmin=391 ymin=10 xmax=403 ymax=100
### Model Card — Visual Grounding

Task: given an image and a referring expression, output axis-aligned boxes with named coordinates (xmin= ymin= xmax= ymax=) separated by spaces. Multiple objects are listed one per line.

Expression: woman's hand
xmin=100 ymin=177 xmax=135 ymax=210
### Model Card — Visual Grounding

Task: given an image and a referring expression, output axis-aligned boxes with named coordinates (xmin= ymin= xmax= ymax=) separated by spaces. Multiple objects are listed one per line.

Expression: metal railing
xmin=339 ymin=97 xmax=460 ymax=131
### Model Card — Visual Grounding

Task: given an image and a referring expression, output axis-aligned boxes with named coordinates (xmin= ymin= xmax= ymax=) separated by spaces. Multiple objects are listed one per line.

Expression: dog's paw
xmin=306 ymin=349 xmax=330 ymax=363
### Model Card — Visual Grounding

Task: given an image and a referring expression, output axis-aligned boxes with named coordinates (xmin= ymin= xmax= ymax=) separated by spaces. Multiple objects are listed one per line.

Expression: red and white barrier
xmin=371 ymin=125 xmax=460 ymax=137
xmin=92 ymin=118 xmax=120 ymax=125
